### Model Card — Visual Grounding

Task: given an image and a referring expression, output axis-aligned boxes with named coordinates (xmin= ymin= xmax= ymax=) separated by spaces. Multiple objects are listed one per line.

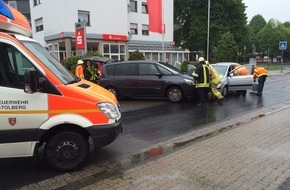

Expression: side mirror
xmin=155 ymin=72 xmax=163 ymax=78
xmin=24 ymin=69 xmax=38 ymax=94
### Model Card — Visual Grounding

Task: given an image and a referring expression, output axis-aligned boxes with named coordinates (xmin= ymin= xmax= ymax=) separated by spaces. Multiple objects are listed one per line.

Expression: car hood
xmin=181 ymin=74 xmax=194 ymax=80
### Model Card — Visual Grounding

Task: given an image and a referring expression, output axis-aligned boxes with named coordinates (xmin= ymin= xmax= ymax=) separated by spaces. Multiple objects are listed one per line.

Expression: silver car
xmin=211 ymin=62 xmax=254 ymax=96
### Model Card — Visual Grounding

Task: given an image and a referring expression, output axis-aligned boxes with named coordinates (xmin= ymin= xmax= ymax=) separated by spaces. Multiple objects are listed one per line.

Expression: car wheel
xmin=222 ymin=86 xmax=228 ymax=97
xmin=107 ymin=86 xmax=119 ymax=98
xmin=44 ymin=131 xmax=89 ymax=172
xmin=166 ymin=86 xmax=183 ymax=103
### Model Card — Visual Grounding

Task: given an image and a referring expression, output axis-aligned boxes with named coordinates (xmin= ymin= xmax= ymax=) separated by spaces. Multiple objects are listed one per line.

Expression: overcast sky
xmin=243 ymin=0 xmax=290 ymax=23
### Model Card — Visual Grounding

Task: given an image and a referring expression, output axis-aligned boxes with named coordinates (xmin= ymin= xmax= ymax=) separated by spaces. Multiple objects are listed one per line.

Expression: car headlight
xmin=184 ymin=78 xmax=193 ymax=85
xmin=97 ymin=102 xmax=120 ymax=119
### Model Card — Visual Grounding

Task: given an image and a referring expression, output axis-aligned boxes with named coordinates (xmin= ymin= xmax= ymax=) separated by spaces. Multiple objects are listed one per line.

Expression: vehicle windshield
xmin=21 ymin=40 xmax=76 ymax=84
xmin=158 ymin=62 xmax=182 ymax=74
xmin=212 ymin=65 xmax=228 ymax=76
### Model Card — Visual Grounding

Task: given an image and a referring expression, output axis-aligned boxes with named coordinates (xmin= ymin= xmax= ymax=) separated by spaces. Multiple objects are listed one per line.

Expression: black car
xmin=99 ymin=60 xmax=195 ymax=102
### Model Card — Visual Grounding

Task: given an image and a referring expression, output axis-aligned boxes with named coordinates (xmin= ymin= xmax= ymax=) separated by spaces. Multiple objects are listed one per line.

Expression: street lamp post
xmin=207 ymin=0 xmax=210 ymax=61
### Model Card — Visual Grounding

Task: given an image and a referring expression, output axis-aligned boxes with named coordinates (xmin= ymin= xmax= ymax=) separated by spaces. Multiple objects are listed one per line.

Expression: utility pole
xmin=207 ymin=0 xmax=210 ymax=61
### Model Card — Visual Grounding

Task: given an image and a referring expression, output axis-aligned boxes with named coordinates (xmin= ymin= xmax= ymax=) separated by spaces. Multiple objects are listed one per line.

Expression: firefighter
xmin=75 ymin=60 xmax=84 ymax=79
xmin=193 ymin=57 xmax=210 ymax=106
xmin=206 ymin=61 xmax=224 ymax=103
xmin=253 ymin=66 xmax=268 ymax=96
xmin=233 ymin=65 xmax=250 ymax=76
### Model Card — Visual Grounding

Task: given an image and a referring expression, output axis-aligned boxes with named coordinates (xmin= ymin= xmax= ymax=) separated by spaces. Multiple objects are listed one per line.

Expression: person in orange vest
xmin=233 ymin=65 xmax=250 ymax=76
xmin=75 ymin=60 xmax=84 ymax=79
xmin=253 ymin=66 xmax=268 ymax=95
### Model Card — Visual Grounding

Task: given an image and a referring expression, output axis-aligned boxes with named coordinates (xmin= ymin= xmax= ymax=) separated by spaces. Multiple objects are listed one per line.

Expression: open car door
xmin=228 ymin=64 xmax=254 ymax=91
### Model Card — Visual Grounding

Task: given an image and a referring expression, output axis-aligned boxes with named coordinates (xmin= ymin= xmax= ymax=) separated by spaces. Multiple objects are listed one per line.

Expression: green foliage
xmin=249 ymin=14 xmax=266 ymax=35
xmin=213 ymin=32 xmax=238 ymax=62
xmin=180 ymin=60 xmax=190 ymax=72
xmin=61 ymin=51 xmax=102 ymax=73
xmin=128 ymin=50 xmax=145 ymax=60
xmin=174 ymin=0 xmax=247 ymax=59
xmin=256 ymin=19 xmax=288 ymax=58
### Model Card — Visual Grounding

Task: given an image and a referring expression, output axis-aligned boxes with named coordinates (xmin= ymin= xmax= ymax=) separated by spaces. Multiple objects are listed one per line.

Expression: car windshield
xmin=158 ymin=62 xmax=183 ymax=74
xmin=212 ymin=65 xmax=228 ymax=76
xmin=21 ymin=40 xmax=76 ymax=84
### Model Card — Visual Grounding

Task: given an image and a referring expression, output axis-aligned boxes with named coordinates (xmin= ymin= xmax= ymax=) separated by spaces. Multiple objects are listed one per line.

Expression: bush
xmin=180 ymin=60 xmax=190 ymax=73
xmin=129 ymin=50 xmax=145 ymax=60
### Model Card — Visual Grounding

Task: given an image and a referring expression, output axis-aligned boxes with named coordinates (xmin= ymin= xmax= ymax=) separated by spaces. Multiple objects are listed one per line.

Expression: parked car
xmin=83 ymin=56 xmax=116 ymax=77
xmin=211 ymin=62 xmax=254 ymax=96
xmin=99 ymin=60 xmax=195 ymax=102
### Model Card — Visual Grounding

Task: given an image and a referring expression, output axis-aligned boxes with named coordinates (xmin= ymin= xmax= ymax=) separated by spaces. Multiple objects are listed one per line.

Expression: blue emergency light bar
xmin=0 ymin=0 xmax=14 ymax=20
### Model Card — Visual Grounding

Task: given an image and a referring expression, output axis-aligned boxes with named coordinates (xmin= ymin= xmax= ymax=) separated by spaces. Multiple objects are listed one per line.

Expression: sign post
xmin=75 ymin=21 xmax=87 ymax=56
xmin=279 ymin=41 xmax=287 ymax=73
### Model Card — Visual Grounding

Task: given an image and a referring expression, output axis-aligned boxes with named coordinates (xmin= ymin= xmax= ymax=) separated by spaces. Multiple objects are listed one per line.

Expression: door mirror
xmin=155 ymin=72 xmax=163 ymax=78
xmin=24 ymin=69 xmax=38 ymax=94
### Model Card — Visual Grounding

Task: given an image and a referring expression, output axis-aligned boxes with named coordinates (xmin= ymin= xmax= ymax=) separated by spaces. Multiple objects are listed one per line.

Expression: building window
xmin=103 ymin=44 xmax=126 ymax=61
xmin=34 ymin=0 xmax=41 ymax=6
xmin=8 ymin=1 xmax=17 ymax=9
xmin=78 ymin=10 xmax=90 ymax=26
xmin=142 ymin=24 xmax=149 ymax=36
xmin=130 ymin=23 xmax=138 ymax=35
xmin=35 ymin=17 xmax=43 ymax=32
xmin=130 ymin=0 xmax=137 ymax=12
xmin=142 ymin=2 xmax=148 ymax=14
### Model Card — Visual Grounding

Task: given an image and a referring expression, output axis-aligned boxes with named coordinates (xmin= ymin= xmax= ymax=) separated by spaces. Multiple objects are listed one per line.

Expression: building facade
xmin=27 ymin=0 xmax=189 ymax=64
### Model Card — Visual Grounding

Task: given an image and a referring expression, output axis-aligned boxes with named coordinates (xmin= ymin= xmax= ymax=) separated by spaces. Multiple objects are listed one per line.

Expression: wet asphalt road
xmin=1 ymin=73 xmax=290 ymax=189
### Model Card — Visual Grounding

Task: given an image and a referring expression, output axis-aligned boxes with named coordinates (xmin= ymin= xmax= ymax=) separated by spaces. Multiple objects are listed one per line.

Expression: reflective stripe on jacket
xmin=253 ymin=67 xmax=268 ymax=80
xmin=194 ymin=63 xmax=210 ymax=88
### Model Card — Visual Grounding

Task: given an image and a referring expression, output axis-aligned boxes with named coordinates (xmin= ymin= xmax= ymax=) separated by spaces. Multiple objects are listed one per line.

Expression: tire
xmin=221 ymin=86 xmax=228 ymax=97
xmin=166 ymin=86 xmax=183 ymax=103
xmin=44 ymin=131 xmax=89 ymax=172
xmin=106 ymin=86 xmax=119 ymax=98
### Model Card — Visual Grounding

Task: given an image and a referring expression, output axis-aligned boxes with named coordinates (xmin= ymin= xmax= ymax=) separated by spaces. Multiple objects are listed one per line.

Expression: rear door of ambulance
xmin=0 ymin=37 xmax=49 ymax=158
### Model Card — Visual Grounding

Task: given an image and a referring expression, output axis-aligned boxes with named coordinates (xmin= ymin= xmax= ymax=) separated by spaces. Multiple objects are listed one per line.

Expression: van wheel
xmin=222 ymin=86 xmax=228 ymax=97
xmin=44 ymin=131 xmax=89 ymax=172
xmin=107 ymin=86 xmax=119 ymax=98
xmin=166 ymin=86 xmax=183 ymax=103
xmin=241 ymin=90 xmax=247 ymax=96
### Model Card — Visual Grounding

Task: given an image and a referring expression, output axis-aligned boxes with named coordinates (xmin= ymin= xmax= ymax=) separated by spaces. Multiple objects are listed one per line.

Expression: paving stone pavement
xmin=78 ymin=102 xmax=290 ymax=190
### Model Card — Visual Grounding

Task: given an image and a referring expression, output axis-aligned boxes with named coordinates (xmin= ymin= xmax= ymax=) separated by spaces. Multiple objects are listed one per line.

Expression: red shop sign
xmin=103 ymin=34 xmax=127 ymax=41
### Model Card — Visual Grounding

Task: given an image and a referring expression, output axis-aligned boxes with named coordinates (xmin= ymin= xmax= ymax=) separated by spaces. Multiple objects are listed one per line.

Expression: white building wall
xmin=129 ymin=0 xmax=173 ymax=42
xmin=30 ymin=0 xmax=129 ymax=46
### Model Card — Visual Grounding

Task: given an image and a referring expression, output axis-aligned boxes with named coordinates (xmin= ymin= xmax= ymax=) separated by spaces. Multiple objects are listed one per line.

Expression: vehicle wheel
xmin=44 ymin=131 xmax=89 ymax=172
xmin=107 ymin=86 xmax=119 ymax=98
xmin=222 ymin=86 xmax=228 ymax=97
xmin=166 ymin=86 xmax=183 ymax=103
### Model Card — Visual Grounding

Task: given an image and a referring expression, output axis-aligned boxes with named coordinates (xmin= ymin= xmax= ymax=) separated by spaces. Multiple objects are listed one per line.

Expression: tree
xmin=213 ymin=32 xmax=238 ymax=62
xmin=249 ymin=14 xmax=266 ymax=35
xmin=174 ymin=0 xmax=247 ymax=60
xmin=256 ymin=19 xmax=287 ymax=59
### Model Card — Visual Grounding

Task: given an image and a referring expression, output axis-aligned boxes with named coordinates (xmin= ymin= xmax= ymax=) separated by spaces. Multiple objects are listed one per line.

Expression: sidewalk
xmin=79 ymin=102 xmax=290 ymax=190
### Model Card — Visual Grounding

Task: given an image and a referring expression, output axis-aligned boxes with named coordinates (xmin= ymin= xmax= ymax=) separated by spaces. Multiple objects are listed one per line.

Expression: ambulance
xmin=0 ymin=1 xmax=122 ymax=171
